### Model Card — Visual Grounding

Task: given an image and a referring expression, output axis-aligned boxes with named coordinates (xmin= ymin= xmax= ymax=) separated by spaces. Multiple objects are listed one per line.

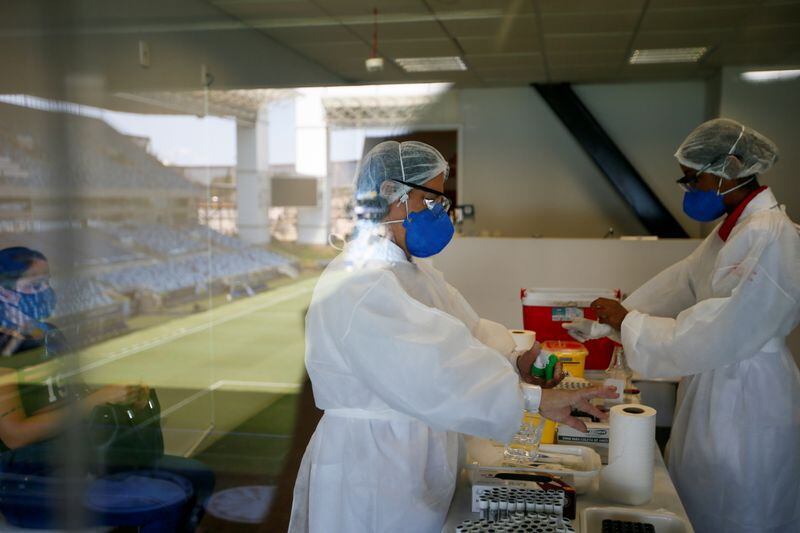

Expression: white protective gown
xmin=620 ymin=188 xmax=800 ymax=533
xmin=289 ymin=235 xmax=538 ymax=533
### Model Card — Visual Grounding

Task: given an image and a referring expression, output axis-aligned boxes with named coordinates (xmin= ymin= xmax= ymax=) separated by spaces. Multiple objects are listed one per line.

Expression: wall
xmin=718 ymin=67 xmax=800 ymax=222
xmin=456 ymin=82 xmax=708 ymax=239
xmin=575 ymin=82 xmax=707 ymax=238
xmin=458 ymin=87 xmax=646 ymax=239
xmin=433 ymin=237 xmax=800 ymax=367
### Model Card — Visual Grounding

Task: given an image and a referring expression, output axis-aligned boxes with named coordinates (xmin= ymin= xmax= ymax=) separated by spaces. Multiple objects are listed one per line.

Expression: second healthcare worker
xmin=570 ymin=118 xmax=800 ymax=533
xmin=289 ymin=141 xmax=616 ymax=533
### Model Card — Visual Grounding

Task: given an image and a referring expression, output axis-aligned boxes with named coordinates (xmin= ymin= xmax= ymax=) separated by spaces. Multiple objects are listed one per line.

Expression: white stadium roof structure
xmin=322 ymin=94 xmax=444 ymax=128
xmin=115 ymin=89 xmax=297 ymax=124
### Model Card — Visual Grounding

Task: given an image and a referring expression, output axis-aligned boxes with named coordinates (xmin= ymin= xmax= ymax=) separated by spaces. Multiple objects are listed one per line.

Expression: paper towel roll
xmin=599 ymin=404 xmax=657 ymax=505
xmin=509 ymin=329 xmax=536 ymax=352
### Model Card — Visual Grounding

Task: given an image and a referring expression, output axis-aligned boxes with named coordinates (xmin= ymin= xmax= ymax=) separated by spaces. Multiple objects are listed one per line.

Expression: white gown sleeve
xmin=338 ymin=271 xmax=535 ymax=443
xmin=472 ymin=318 xmax=518 ymax=366
xmin=622 ymin=225 xmax=797 ymax=378
xmin=622 ymin=255 xmax=697 ymax=319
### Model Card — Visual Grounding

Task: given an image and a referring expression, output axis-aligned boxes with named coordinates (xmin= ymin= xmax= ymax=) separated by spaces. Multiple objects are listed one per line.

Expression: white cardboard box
xmin=556 ymin=419 xmax=609 ymax=461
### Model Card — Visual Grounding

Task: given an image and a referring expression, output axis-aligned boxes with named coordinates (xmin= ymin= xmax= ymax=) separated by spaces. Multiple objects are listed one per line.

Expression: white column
xmin=236 ymin=104 xmax=271 ymax=245
xmin=295 ymin=91 xmax=329 ymax=244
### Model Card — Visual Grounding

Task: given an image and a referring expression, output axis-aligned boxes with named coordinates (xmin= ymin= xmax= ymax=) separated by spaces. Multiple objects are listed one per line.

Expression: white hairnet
xmin=354 ymin=141 xmax=449 ymax=217
xmin=675 ymin=118 xmax=778 ymax=180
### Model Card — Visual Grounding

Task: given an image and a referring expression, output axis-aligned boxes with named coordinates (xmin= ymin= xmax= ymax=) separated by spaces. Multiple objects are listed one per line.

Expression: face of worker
xmin=384 ymin=173 xmax=446 ymax=256
xmin=16 ymin=259 xmax=51 ymax=294
xmin=679 ymin=164 xmax=745 ymax=208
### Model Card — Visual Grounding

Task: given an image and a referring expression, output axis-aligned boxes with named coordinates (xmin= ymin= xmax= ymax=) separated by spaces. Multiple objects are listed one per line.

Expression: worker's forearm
xmin=0 ymin=393 xmax=102 ymax=449
xmin=0 ymin=408 xmax=67 ymax=449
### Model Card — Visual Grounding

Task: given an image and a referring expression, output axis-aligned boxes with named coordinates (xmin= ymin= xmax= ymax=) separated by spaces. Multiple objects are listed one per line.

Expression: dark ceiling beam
xmin=533 ymin=82 xmax=688 ymax=238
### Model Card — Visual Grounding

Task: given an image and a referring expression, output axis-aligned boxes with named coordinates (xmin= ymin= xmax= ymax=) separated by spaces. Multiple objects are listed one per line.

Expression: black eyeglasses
xmin=389 ymin=178 xmax=452 ymax=212
xmin=676 ymin=154 xmax=736 ymax=191
xmin=676 ymin=159 xmax=718 ymax=192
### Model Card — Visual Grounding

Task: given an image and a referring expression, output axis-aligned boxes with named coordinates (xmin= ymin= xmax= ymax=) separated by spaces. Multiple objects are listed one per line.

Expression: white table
xmin=443 ymin=444 xmax=693 ymax=533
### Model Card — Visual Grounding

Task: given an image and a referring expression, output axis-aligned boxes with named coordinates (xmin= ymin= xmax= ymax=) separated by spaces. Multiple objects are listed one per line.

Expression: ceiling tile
xmin=465 ymin=52 xmax=542 ymax=68
xmin=746 ymin=3 xmax=800 ymax=25
xmin=632 ymin=29 xmax=734 ymax=49
xmin=458 ymin=35 xmax=540 ymax=54
xmin=547 ymin=50 xmax=626 ymax=67
xmin=402 ymin=70 xmax=484 ymax=84
xmin=703 ymin=42 xmax=799 ymax=65
xmin=620 ymin=63 xmax=711 ymax=78
xmin=647 ymin=0 xmax=758 ymax=8
xmin=536 ymin=0 xmax=645 ymax=14
xmin=212 ymin=0 xmax=326 ymax=20
xmin=289 ymin=41 xmax=372 ymax=63
xmin=541 ymin=11 xmax=640 ymax=34
xmin=735 ymin=23 xmax=800 ymax=44
xmin=448 ymin=13 xmax=538 ymax=55
xmin=639 ymin=6 xmax=752 ymax=31
xmin=544 ymin=33 xmax=631 ymax=52
xmin=378 ymin=37 xmax=462 ymax=58
xmin=441 ymin=14 xmax=536 ymax=38
xmin=311 ymin=0 xmax=428 ymax=17
xmin=427 ymin=0 xmax=535 ymax=15
xmin=264 ymin=25 xmax=358 ymax=44
xmin=347 ymin=20 xmax=446 ymax=41
xmin=472 ymin=64 xmax=544 ymax=77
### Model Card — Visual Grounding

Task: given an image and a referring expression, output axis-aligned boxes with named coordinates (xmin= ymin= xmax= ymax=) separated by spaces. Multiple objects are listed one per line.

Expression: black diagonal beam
xmin=533 ymin=83 xmax=688 ymax=238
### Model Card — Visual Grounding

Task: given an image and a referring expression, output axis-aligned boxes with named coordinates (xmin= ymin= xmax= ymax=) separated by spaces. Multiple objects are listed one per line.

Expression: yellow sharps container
xmin=541 ymin=340 xmax=589 ymax=379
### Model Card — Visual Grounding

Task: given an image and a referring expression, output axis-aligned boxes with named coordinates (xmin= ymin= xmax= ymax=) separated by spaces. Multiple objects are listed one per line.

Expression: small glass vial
xmin=623 ymin=387 xmax=642 ymax=404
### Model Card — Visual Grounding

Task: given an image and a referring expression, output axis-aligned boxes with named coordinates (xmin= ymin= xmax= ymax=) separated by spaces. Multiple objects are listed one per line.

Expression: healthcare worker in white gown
xmin=289 ymin=141 xmax=616 ymax=533
xmin=570 ymin=119 xmax=800 ymax=533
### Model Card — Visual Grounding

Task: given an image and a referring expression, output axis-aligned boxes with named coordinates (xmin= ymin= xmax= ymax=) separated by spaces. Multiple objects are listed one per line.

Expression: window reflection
xmin=1 ymin=67 xmax=450 ymax=528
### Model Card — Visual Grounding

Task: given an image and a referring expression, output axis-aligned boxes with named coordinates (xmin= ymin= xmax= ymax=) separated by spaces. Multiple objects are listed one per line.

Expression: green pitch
xmin=74 ymin=276 xmax=320 ymax=457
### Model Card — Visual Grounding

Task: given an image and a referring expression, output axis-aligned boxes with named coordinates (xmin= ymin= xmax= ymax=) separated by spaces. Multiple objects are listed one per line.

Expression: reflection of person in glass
xmin=0 ymin=246 xmax=215 ymax=531
xmin=0 ymin=246 xmax=143 ymax=457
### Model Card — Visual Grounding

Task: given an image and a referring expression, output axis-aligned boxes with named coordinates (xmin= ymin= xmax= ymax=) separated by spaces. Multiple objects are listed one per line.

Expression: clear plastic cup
xmin=504 ymin=412 xmax=545 ymax=464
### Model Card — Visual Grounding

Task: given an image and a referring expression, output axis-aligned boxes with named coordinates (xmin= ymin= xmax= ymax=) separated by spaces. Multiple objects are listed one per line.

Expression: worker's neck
xmin=724 ymin=182 xmax=761 ymax=215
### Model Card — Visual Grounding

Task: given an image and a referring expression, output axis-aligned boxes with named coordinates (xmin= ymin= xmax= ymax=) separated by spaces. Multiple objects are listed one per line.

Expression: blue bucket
xmin=84 ymin=470 xmax=193 ymax=533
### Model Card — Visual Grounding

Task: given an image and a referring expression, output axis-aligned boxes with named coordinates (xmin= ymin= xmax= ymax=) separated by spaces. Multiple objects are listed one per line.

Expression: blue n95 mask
xmin=682 ymin=177 xmax=754 ymax=222
xmin=683 ymin=189 xmax=727 ymax=222
xmin=16 ymin=288 xmax=57 ymax=320
xmin=403 ymin=203 xmax=454 ymax=258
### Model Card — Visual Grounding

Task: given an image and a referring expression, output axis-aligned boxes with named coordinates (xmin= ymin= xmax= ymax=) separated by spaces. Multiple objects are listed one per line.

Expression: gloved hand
xmin=561 ymin=317 xmax=614 ymax=342
xmin=591 ymin=298 xmax=629 ymax=330
xmin=539 ymin=386 xmax=618 ymax=432
xmin=516 ymin=346 xmax=564 ymax=388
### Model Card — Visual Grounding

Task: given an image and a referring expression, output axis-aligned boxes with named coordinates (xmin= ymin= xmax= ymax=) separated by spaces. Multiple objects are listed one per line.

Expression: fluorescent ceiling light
xmin=395 ymin=56 xmax=467 ymax=72
xmin=740 ymin=69 xmax=800 ymax=82
xmin=629 ymin=47 xmax=707 ymax=64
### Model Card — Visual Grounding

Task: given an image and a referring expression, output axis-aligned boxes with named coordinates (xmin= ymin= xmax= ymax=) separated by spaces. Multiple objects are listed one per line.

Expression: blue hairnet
xmin=354 ymin=141 xmax=449 ymax=218
xmin=675 ymin=118 xmax=779 ymax=180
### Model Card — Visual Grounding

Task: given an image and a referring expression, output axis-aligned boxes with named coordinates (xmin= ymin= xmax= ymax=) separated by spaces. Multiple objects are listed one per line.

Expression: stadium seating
xmin=0 ymin=102 xmax=194 ymax=191
xmin=51 ymin=276 xmax=117 ymax=318
xmin=0 ymin=228 xmax=147 ymax=267
xmin=100 ymin=224 xmax=207 ymax=257
xmin=0 ymin=102 xmax=297 ymax=310
xmin=96 ymin=247 xmax=291 ymax=295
